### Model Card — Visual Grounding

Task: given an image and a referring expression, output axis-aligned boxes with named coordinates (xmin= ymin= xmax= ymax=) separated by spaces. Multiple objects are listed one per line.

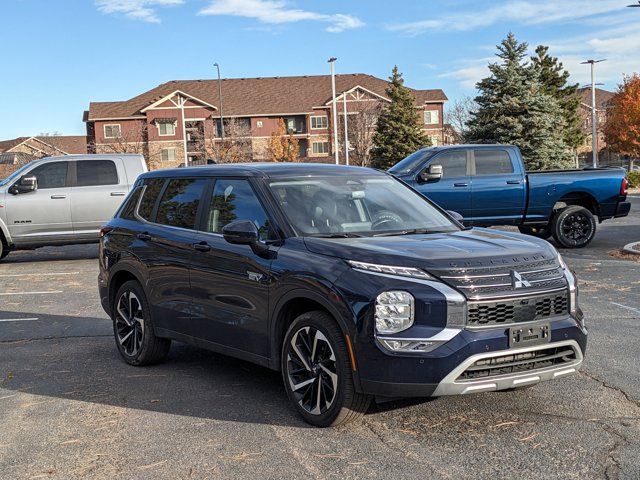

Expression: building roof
xmin=0 ymin=137 xmax=29 ymax=152
xmin=577 ymin=87 xmax=615 ymax=110
xmin=0 ymin=136 xmax=87 ymax=155
xmin=87 ymin=73 xmax=448 ymax=121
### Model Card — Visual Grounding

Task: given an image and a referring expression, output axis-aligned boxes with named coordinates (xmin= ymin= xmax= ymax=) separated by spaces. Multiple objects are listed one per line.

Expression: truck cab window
xmin=28 ymin=161 xmax=69 ymax=189
xmin=432 ymin=151 xmax=467 ymax=178
xmin=474 ymin=150 xmax=514 ymax=175
xmin=77 ymin=160 xmax=118 ymax=186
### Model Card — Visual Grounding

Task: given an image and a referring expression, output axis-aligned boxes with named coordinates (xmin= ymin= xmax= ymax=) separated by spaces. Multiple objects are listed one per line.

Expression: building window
xmin=161 ymin=148 xmax=176 ymax=162
xmin=429 ymin=135 xmax=439 ymax=146
xmin=310 ymin=116 xmax=328 ymax=129
xmin=312 ymin=141 xmax=329 ymax=155
xmin=104 ymin=124 xmax=121 ymax=138
xmin=424 ymin=110 xmax=439 ymax=125
xmin=157 ymin=120 xmax=176 ymax=136
xmin=257 ymin=120 xmax=263 ymax=128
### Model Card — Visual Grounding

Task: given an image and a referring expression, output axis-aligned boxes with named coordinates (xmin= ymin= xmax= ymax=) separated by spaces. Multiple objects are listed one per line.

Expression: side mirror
xmin=11 ymin=175 xmax=37 ymax=195
xmin=222 ymin=219 xmax=269 ymax=253
xmin=419 ymin=164 xmax=443 ymax=183
xmin=447 ymin=210 xmax=464 ymax=223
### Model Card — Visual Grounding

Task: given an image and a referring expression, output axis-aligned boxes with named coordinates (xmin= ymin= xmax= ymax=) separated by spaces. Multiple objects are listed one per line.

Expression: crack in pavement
xmin=579 ymin=369 xmax=640 ymax=410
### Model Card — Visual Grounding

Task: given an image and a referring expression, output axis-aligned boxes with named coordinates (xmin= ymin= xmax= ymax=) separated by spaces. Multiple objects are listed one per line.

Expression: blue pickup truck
xmin=389 ymin=144 xmax=630 ymax=248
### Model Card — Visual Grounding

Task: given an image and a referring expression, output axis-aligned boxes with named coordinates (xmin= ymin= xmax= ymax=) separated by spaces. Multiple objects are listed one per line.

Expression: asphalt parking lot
xmin=1 ymin=196 xmax=639 ymax=479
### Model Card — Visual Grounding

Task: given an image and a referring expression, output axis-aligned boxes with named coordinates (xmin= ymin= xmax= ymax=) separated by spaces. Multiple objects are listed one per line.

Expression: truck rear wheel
xmin=0 ymin=242 xmax=8 ymax=261
xmin=551 ymin=206 xmax=596 ymax=248
xmin=518 ymin=226 xmax=551 ymax=240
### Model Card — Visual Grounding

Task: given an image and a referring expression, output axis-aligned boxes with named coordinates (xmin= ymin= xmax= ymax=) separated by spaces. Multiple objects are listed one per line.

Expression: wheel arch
xmin=107 ymin=264 xmax=146 ymax=315
xmin=269 ymin=288 xmax=357 ymax=373
xmin=554 ymin=191 xmax=600 ymax=219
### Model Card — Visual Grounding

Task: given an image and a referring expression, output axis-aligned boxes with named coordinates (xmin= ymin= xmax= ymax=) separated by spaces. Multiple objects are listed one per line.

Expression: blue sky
xmin=1 ymin=0 xmax=639 ymax=138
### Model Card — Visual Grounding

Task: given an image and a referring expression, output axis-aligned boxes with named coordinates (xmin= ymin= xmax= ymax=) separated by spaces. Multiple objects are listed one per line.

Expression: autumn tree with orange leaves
xmin=266 ymin=118 xmax=300 ymax=162
xmin=605 ymin=73 xmax=640 ymax=157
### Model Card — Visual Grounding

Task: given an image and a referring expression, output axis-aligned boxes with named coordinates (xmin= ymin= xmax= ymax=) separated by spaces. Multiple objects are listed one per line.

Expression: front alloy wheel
xmin=115 ymin=290 xmax=145 ymax=356
xmin=286 ymin=326 xmax=338 ymax=415
xmin=281 ymin=311 xmax=372 ymax=427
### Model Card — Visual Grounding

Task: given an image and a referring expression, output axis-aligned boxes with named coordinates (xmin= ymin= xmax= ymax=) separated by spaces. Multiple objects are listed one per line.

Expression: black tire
xmin=112 ymin=280 xmax=171 ymax=366
xmin=281 ymin=311 xmax=372 ymax=427
xmin=518 ymin=225 xmax=552 ymax=240
xmin=551 ymin=206 xmax=596 ymax=248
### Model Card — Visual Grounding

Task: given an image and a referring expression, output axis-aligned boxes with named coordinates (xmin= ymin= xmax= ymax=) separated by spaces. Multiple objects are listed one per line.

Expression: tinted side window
xmin=137 ymin=178 xmax=166 ymax=221
xmin=156 ymin=178 xmax=207 ymax=229
xmin=28 ymin=161 xmax=68 ymax=189
xmin=77 ymin=160 xmax=118 ymax=186
xmin=474 ymin=150 xmax=514 ymax=175
xmin=206 ymin=179 xmax=272 ymax=240
xmin=433 ymin=151 xmax=467 ymax=178
xmin=119 ymin=186 xmax=144 ymax=220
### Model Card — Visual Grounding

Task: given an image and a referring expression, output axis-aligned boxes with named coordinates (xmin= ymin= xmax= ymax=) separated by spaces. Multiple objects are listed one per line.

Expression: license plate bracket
xmin=509 ymin=324 xmax=550 ymax=348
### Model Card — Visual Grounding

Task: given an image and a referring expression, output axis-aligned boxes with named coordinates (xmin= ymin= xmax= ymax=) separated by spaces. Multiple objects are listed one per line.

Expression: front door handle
xmin=193 ymin=242 xmax=211 ymax=252
xmin=137 ymin=232 xmax=151 ymax=241
xmin=453 ymin=183 xmax=469 ymax=187
xmin=506 ymin=180 xmax=522 ymax=185
xmin=50 ymin=194 xmax=67 ymax=199
xmin=110 ymin=191 xmax=126 ymax=196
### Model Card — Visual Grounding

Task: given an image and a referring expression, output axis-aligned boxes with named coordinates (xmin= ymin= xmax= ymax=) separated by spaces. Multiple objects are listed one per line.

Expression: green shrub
xmin=628 ymin=171 xmax=640 ymax=189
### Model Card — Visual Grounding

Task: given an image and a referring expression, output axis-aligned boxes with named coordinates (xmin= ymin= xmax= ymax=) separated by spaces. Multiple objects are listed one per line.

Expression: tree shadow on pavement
xmin=2 ymin=244 xmax=99 ymax=264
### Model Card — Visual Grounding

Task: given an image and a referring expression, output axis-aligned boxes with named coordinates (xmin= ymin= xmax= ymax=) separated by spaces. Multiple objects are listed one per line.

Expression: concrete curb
xmin=622 ymin=242 xmax=640 ymax=255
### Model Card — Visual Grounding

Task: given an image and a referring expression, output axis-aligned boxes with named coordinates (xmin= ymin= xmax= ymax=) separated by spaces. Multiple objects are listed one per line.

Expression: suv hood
xmin=303 ymin=228 xmax=558 ymax=271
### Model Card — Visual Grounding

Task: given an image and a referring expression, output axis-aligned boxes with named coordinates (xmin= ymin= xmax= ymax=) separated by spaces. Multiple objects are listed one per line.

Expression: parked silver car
xmin=0 ymin=154 xmax=147 ymax=261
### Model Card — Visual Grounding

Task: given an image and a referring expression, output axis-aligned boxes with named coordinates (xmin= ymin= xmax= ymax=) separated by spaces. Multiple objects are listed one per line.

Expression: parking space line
xmin=0 ymin=318 xmax=39 ymax=322
xmin=0 ymin=272 xmax=80 ymax=278
xmin=611 ymin=302 xmax=640 ymax=315
xmin=0 ymin=291 xmax=64 ymax=296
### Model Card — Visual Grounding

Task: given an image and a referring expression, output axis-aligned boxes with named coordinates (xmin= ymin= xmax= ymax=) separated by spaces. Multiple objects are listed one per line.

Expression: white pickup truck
xmin=0 ymin=154 xmax=147 ymax=261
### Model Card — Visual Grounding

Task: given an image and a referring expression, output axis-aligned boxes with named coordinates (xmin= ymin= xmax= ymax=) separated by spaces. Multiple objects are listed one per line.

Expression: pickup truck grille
xmin=467 ymin=292 xmax=569 ymax=327
xmin=433 ymin=258 xmax=567 ymax=300
xmin=458 ymin=345 xmax=577 ymax=380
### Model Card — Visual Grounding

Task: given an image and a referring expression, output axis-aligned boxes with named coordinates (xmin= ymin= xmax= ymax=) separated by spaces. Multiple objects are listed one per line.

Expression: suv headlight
xmin=375 ymin=291 xmax=414 ymax=334
xmin=558 ymin=253 xmax=581 ymax=323
xmin=348 ymin=261 xmax=434 ymax=280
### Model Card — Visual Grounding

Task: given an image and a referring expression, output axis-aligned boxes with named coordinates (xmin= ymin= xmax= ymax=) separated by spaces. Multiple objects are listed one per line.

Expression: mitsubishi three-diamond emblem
xmin=510 ymin=270 xmax=531 ymax=289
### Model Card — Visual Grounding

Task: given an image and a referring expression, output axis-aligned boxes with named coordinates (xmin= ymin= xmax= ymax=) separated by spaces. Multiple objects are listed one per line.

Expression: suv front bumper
xmin=357 ymin=317 xmax=587 ymax=398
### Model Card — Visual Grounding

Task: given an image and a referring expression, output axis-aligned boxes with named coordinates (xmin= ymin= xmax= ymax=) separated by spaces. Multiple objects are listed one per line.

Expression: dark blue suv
xmin=99 ymin=163 xmax=587 ymax=427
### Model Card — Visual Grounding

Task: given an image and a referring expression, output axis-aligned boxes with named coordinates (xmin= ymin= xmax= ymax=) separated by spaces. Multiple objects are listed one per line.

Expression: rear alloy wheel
xmin=518 ymin=225 xmax=551 ymax=240
xmin=113 ymin=280 xmax=170 ymax=366
xmin=282 ymin=311 xmax=371 ymax=427
xmin=0 ymin=241 xmax=8 ymax=260
xmin=551 ymin=206 xmax=596 ymax=248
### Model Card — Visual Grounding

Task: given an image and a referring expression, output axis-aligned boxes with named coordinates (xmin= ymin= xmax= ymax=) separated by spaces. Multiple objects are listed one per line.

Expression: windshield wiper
xmin=373 ymin=228 xmax=448 ymax=237
xmin=316 ymin=233 xmax=364 ymax=238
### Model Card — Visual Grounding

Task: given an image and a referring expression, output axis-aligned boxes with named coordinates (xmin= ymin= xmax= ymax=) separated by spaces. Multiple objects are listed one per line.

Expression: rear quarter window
xmin=137 ymin=178 xmax=166 ymax=221
xmin=118 ymin=186 xmax=144 ymax=220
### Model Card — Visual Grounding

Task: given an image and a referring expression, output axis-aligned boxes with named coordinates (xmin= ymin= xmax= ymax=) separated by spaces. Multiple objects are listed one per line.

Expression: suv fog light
xmin=375 ymin=291 xmax=414 ymax=334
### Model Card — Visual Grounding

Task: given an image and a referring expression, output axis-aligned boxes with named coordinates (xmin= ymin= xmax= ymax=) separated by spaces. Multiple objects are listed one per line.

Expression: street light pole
xmin=581 ymin=59 xmax=605 ymax=168
xmin=343 ymin=93 xmax=349 ymax=166
xmin=328 ymin=57 xmax=339 ymax=165
xmin=214 ymin=63 xmax=224 ymax=144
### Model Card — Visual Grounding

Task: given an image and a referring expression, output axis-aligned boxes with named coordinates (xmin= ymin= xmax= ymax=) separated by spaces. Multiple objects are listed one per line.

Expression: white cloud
xmin=388 ymin=0 xmax=626 ymax=35
xmin=439 ymin=59 xmax=492 ymax=89
xmin=199 ymin=0 xmax=364 ymax=33
xmin=95 ymin=0 xmax=184 ymax=23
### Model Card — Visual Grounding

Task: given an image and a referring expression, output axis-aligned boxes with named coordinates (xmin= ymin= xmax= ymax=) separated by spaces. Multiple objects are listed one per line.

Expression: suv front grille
xmin=458 ymin=345 xmax=577 ymax=380
xmin=432 ymin=258 xmax=567 ymax=300
xmin=467 ymin=293 xmax=568 ymax=327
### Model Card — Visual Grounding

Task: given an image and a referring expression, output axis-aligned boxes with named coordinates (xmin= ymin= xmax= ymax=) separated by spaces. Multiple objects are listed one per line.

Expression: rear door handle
xmin=137 ymin=232 xmax=151 ymax=241
xmin=50 ymin=194 xmax=67 ymax=199
xmin=506 ymin=180 xmax=522 ymax=185
xmin=453 ymin=183 xmax=469 ymax=187
xmin=110 ymin=191 xmax=127 ymax=196
xmin=193 ymin=242 xmax=211 ymax=252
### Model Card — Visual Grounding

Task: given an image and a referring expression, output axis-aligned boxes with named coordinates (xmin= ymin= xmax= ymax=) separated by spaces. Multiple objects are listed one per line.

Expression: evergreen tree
xmin=371 ymin=67 xmax=430 ymax=170
xmin=531 ymin=45 xmax=584 ymax=151
xmin=467 ymin=33 xmax=573 ymax=170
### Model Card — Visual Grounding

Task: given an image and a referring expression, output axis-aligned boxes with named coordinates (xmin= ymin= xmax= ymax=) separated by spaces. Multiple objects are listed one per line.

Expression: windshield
xmin=388 ymin=148 xmax=435 ymax=175
xmin=268 ymin=175 xmax=459 ymax=237
xmin=0 ymin=162 xmax=34 ymax=186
